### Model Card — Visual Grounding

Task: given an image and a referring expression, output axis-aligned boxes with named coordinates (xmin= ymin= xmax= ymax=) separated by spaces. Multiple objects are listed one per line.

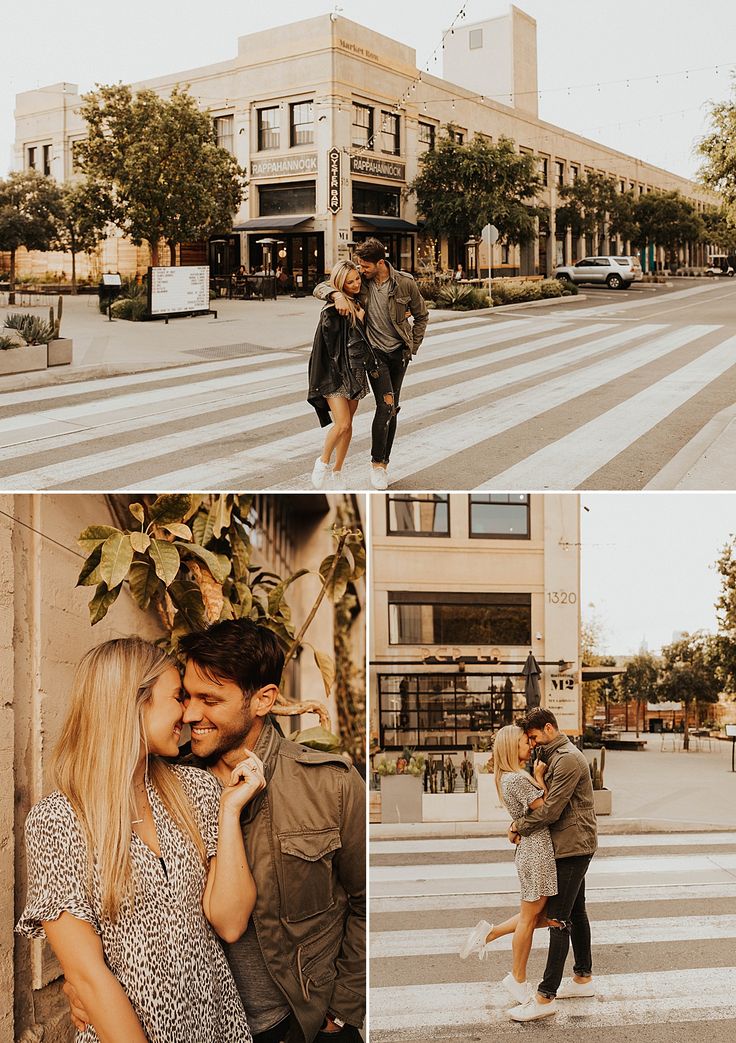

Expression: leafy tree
xmin=658 ymin=632 xmax=722 ymax=750
xmin=702 ymin=206 xmax=736 ymax=254
xmin=698 ymin=82 xmax=736 ymax=207
xmin=53 ymin=180 xmax=111 ymax=292
xmin=616 ymin=652 xmax=660 ymax=737
xmin=580 ymin=616 xmax=609 ymax=729
xmin=556 ymin=172 xmax=619 ymax=253
xmin=633 ymin=191 xmax=705 ymax=268
xmin=76 ymin=84 xmax=247 ymax=266
xmin=715 ymin=535 xmax=736 ymax=694
xmin=410 ymin=133 xmax=542 ymax=246
xmin=0 ymin=170 xmax=62 ymax=303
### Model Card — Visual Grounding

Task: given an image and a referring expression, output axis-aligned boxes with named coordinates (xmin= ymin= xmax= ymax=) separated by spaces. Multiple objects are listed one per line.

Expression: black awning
xmin=233 ymin=215 xmax=313 ymax=231
xmin=353 ymin=214 xmax=418 ymax=232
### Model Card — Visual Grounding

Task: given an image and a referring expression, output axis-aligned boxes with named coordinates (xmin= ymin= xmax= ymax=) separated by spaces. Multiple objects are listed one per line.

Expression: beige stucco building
xmin=370 ymin=493 xmax=581 ymax=760
xmin=2 ymin=492 xmax=364 ymax=1043
xmin=10 ymin=7 xmax=719 ymax=287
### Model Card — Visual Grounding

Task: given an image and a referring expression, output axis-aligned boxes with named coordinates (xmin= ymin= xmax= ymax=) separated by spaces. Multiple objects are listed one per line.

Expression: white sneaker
xmin=508 ymin=996 xmax=557 ymax=1022
xmin=556 ymin=977 xmax=595 ymax=998
xmin=311 ymin=457 xmax=332 ymax=489
xmin=501 ymin=972 xmax=533 ymax=1005
xmin=458 ymin=920 xmax=491 ymax=960
xmin=370 ymin=466 xmax=388 ymax=490
xmin=331 ymin=469 xmax=345 ymax=490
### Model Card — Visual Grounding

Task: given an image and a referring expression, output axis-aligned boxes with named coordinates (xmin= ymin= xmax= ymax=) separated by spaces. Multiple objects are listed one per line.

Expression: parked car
xmin=705 ymin=255 xmax=735 ymax=277
xmin=554 ymin=255 xmax=643 ymax=290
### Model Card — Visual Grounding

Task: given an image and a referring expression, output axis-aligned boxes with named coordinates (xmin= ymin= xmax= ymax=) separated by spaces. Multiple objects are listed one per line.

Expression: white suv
xmin=555 ymin=256 xmax=643 ymax=290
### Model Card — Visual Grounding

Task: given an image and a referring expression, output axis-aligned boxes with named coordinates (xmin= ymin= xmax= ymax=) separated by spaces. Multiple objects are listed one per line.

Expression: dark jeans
xmin=367 ymin=348 xmax=410 ymax=465
xmin=253 ymin=1014 xmax=362 ymax=1043
xmin=538 ymin=854 xmax=593 ymax=999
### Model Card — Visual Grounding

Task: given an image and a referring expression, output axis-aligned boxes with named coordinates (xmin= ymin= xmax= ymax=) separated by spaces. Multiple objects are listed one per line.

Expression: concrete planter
xmin=0 ymin=343 xmax=47 ymax=376
xmin=423 ymin=792 xmax=478 ymax=822
xmin=380 ymin=775 xmax=423 ymax=824
xmin=473 ymin=751 xmax=493 ymax=773
xmin=476 ymin=773 xmax=508 ymax=821
xmin=48 ymin=337 xmax=73 ymax=367
xmin=593 ymin=789 xmax=612 ymax=816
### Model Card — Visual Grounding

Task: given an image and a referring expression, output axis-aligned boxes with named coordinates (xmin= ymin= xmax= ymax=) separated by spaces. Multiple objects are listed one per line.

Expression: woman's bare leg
xmin=333 ymin=399 xmax=360 ymax=472
xmin=511 ymin=897 xmax=548 ymax=983
xmin=322 ymin=397 xmax=354 ymax=468
xmin=485 ymin=906 xmax=550 ymax=943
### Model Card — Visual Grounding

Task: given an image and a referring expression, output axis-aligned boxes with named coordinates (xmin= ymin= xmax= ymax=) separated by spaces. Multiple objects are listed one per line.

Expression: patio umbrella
xmin=503 ymin=676 xmax=514 ymax=724
xmin=521 ymin=651 xmax=542 ymax=709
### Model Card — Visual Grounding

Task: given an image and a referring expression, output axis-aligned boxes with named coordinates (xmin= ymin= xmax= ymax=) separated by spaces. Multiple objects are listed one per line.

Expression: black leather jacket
xmin=307 ymin=305 xmax=376 ymax=427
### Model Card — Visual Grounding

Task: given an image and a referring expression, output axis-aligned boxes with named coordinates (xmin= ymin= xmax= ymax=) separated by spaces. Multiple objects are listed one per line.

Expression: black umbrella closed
xmin=503 ymin=676 xmax=514 ymax=724
xmin=521 ymin=651 xmax=542 ymax=709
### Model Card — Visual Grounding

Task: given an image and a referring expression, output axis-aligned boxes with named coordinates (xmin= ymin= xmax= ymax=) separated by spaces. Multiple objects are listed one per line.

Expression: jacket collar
xmin=539 ymin=733 xmax=570 ymax=760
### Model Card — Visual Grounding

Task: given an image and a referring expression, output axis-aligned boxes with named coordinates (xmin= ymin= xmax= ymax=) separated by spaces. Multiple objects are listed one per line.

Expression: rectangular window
xmin=352 ymin=103 xmax=374 ymax=150
xmin=448 ymin=128 xmax=465 ymax=144
xmin=570 ymin=165 xmax=579 ymax=181
xmin=214 ymin=115 xmax=234 ymax=155
xmin=27 ymin=146 xmax=36 ymax=170
xmin=258 ymin=180 xmax=316 ymax=216
xmin=388 ymin=591 xmax=532 ymax=646
xmin=352 ymin=181 xmax=400 ymax=217
xmin=387 ymin=494 xmax=449 ymax=536
xmin=469 ymin=493 xmax=530 ymax=538
xmin=42 ymin=144 xmax=52 ymax=176
xmin=257 ymin=107 xmax=280 ymax=151
xmin=418 ymin=122 xmax=436 ymax=150
xmin=555 ymin=160 xmax=564 ymax=188
xmin=469 ymin=28 xmax=483 ymax=49
xmin=539 ymin=156 xmax=549 ymax=186
xmin=381 ymin=110 xmax=400 ymax=155
xmin=290 ymin=101 xmax=314 ymax=147
xmin=619 ymin=179 xmax=626 ymax=193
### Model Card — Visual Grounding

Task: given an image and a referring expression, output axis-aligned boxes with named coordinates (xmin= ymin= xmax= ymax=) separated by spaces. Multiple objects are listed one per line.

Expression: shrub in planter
xmin=436 ymin=284 xmax=490 ymax=310
xmin=4 ymin=313 xmax=55 ymax=344
xmin=110 ymin=297 xmax=148 ymax=321
xmin=417 ymin=277 xmax=442 ymax=302
xmin=0 ymin=334 xmax=22 ymax=350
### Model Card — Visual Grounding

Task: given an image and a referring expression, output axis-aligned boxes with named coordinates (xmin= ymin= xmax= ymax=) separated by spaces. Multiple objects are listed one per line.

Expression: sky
xmin=581 ymin=493 xmax=736 ymax=657
xmin=4 ymin=0 xmax=736 ymax=179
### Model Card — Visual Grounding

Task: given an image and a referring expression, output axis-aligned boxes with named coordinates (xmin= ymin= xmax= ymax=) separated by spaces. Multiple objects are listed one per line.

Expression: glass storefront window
xmin=469 ymin=493 xmax=530 ymax=539
xmin=258 ymin=107 xmax=280 ymax=151
xmin=352 ymin=182 xmax=400 ymax=217
xmin=258 ymin=181 xmax=316 ymax=216
xmin=352 ymin=103 xmax=374 ymax=149
xmin=388 ymin=592 xmax=531 ymax=645
xmin=290 ymin=101 xmax=314 ymax=147
xmin=387 ymin=494 xmax=449 ymax=536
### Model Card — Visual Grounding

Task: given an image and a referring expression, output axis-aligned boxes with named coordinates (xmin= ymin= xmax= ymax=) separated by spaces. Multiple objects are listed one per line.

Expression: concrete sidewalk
xmin=371 ymin=733 xmax=736 ymax=838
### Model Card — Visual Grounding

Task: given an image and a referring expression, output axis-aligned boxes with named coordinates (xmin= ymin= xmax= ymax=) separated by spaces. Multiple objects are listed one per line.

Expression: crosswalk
xmin=369 ymin=831 xmax=736 ymax=1040
xmin=0 ymin=289 xmax=735 ymax=490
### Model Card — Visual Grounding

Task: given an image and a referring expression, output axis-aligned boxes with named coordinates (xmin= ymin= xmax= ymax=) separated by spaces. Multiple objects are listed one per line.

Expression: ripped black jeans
xmin=538 ymin=854 xmax=593 ymax=999
xmin=367 ymin=347 xmax=410 ymax=465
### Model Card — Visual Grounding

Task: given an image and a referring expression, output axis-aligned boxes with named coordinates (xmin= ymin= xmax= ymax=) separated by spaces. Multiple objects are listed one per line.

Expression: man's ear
xmin=251 ymin=684 xmax=280 ymax=718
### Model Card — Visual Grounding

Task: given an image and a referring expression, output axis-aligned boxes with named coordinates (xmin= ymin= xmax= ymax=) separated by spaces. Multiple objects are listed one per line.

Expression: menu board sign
xmin=148 ymin=266 xmax=210 ymax=317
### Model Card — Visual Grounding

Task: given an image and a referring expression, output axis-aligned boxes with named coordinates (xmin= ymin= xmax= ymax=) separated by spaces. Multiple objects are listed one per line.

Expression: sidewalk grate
xmin=184 ymin=343 xmax=273 ymax=360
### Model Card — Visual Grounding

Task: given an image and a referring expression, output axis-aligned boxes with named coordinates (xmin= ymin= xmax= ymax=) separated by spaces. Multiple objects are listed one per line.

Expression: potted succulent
xmin=47 ymin=296 xmax=73 ymax=366
xmin=590 ymin=747 xmax=612 ymax=815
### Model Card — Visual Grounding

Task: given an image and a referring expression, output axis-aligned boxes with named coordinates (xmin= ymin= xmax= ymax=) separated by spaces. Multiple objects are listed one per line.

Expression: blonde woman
xmin=307 ymin=259 xmax=377 ymax=488
xmin=16 ymin=637 xmax=260 ymax=1043
xmin=459 ymin=724 xmax=557 ymax=1005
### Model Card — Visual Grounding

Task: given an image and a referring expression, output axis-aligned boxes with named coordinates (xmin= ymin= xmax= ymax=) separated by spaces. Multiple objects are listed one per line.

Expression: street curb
xmin=644 ymin=402 xmax=736 ymax=490
xmin=370 ymin=818 xmax=736 ymax=840
xmin=430 ymin=294 xmax=588 ymax=319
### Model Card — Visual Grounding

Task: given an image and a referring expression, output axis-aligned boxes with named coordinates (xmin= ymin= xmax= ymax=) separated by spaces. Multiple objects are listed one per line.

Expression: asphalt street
xmin=369 ymin=829 xmax=736 ymax=1042
xmin=0 ymin=279 xmax=734 ymax=491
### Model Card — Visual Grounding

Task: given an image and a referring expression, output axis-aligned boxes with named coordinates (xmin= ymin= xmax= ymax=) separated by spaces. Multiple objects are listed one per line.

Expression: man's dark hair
xmin=179 ymin=619 xmax=284 ymax=695
xmin=518 ymin=707 xmax=559 ymax=732
xmin=354 ymin=237 xmax=388 ymax=263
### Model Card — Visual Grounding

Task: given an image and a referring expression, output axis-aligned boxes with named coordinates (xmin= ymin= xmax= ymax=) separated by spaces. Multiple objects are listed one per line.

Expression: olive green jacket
xmin=313 ymin=262 xmax=429 ymax=355
xmin=512 ymin=734 xmax=598 ymax=859
xmin=192 ymin=720 xmax=365 ymax=1042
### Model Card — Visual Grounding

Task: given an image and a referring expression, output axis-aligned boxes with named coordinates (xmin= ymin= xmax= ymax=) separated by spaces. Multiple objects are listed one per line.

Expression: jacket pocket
xmin=390 ymin=295 xmax=412 ymax=325
xmin=279 ymin=828 xmax=342 ymax=923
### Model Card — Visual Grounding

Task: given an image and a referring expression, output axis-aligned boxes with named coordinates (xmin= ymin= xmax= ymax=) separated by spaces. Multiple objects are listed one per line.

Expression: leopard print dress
xmin=501 ymin=771 xmax=558 ymax=903
xmin=16 ymin=765 xmax=253 ymax=1043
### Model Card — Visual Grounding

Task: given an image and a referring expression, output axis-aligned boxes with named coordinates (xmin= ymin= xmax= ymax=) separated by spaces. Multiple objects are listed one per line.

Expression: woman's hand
xmin=356 ymin=304 xmax=365 ymax=322
xmin=533 ymin=760 xmax=546 ymax=782
xmin=332 ymin=291 xmax=350 ymax=316
xmin=220 ymin=752 xmax=266 ymax=817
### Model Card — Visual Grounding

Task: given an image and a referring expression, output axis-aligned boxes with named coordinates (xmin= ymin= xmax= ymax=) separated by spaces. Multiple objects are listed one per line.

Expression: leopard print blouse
xmin=16 ymin=764 xmax=253 ymax=1043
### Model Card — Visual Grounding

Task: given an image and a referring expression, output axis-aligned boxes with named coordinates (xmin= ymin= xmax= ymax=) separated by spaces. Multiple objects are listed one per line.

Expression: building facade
xmin=370 ymin=493 xmax=581 ymax=759
xmin=11 ymin=9 xmax=719 ymax=286
xmin=2 ymin=492 xmax=364 ymax=1043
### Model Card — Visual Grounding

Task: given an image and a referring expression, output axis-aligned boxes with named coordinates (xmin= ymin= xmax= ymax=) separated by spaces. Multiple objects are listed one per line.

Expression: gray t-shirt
xmin=223 ymin=919 xmax=290 ymax=1034
xmin=365 ymin=277 xmax=403 ymax=353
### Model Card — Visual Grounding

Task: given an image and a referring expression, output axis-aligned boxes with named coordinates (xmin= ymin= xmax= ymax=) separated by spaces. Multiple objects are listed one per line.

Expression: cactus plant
xmin=48 ymin=296 xmax=63 ymax=339
xmin=3 ymin=313 xmax=55 ymax=346
xmin=460 ymin=753 xmax=474 ymax=792
xmin=589 ymin=755 xmax=605 ymax=790
xmin=444 ymin=758 xmax=457 ymax=794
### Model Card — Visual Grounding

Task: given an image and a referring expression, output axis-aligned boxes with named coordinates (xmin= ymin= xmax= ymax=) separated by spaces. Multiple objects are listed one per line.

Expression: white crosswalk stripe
xmin=369 ymin=830 xmax=736 ymax=1039
xmin=0 ymin=298 xmax=732 ymax=489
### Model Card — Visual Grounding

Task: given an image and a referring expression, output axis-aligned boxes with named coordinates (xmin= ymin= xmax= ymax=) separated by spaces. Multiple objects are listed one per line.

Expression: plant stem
xmin=282 ymin=530 xmax=350 ymax=672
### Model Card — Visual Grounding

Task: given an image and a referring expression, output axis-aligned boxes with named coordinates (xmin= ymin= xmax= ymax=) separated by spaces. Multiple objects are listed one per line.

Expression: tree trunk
xmin=9 ymin=248 xmax=16 ymax=306
xmin=624 ymin=698 xmax=629 ymax=731
xmin=150 ymin=240 xmax=159 ymax=267
xmin=682 ymin=698 xmax=690 ymax=751
xmin=635 ymin=698 xmax=640 ymax=738
xmin=168 ymin=241 xmax=177 ymax=266
xmin=71 ymin=250 xmax=78 ymax=294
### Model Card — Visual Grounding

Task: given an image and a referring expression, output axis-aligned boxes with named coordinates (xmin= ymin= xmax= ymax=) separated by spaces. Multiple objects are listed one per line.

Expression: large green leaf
xmin=148 ymin=494 xmax=192 ymax=526
xmin=229 ymin=526 xmax=251 ymax=580
xmin=204 ymin=495 xmax=232 ymax=543
xmin=128 ymin=502 xmax=145 ymax=524
xmin=78 ymin=524 xmax=120 ymax=555
xmin=163 ymin=522 xmax=192 ymax=540
xmin=235 ymin=583 xmax=253 ymax=619
xmin=130 ymin=531 xmax=151 ymax=553
xmin=149 ymin=539 xmax=181 ymax=587
xmin=192 ymin=511 xmax=207 ymax=546
xmin=291 ymin=725 xmax=341 ymax=752
xmin=347 ymin=542 xmax=366 ymax=582
xmin=76 ymin=545 xmax=103 ymax=587
xmin=313 ymin=646 xmax=336 ymax=697
xmin=99 ymin=532 xmax=134 ymax=589
xmin=267 ymin=568 xmax=310 ymax=615
xmin=168 ymin=579 xmax=207 ymax=632
xmin=128 ymin=561 xmax=159 ymax=610
xmin=260 ymin=617 xmax=295 ymax=651
xmin=319 ymin=554 xmax=352 ymax=603
xmin=178 ymin=542 xmax=231 ymax=583
xmin=89 ymin=582 xmax=122 ymax=625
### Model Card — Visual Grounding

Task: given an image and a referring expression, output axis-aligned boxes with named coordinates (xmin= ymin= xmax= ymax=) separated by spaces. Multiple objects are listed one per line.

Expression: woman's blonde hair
xmin=54 ymin=637 xmax=207 ymax=922
xmin=492 ymin=724 xmax=525 ymax=806
xmin=329 ymin=260 xmax=362 ymax=326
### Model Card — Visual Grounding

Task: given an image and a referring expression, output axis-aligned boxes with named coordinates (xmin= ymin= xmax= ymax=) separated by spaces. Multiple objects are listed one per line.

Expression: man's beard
xmin=197 ymin=703 xmax=255 ymax=765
